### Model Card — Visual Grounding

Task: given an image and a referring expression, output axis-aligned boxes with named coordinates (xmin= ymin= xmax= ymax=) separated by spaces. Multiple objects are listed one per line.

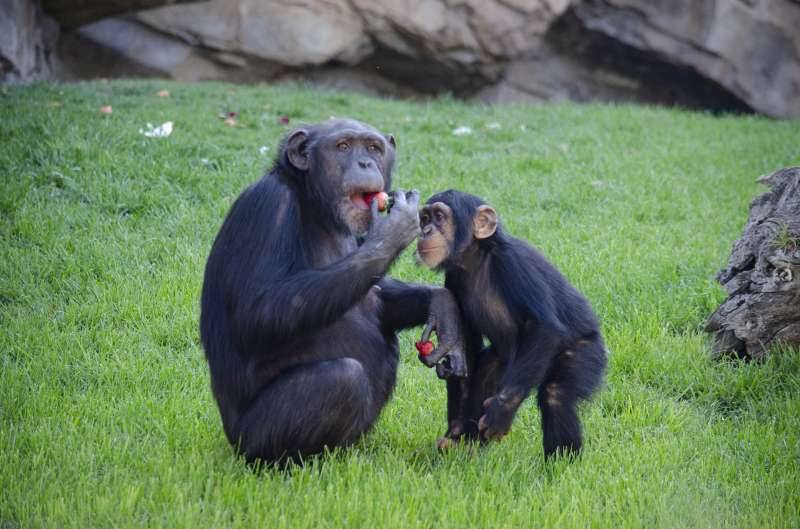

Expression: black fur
xmin=200 ymin=120 xmax=434 ymax=464
xmin=428 ymin=190 xmax=607 ymax=457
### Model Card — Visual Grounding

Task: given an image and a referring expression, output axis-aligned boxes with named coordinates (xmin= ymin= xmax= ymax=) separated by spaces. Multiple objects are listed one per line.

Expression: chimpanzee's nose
xmin=423 ymin=224 xmax=433 ymax=235
xmin=358 ymin=159 xmax=373 ymax=169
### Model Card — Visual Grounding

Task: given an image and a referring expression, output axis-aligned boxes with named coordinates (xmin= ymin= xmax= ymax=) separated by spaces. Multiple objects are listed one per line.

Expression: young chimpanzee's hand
xmin=478 ymin=394 xmax=520 ymax=442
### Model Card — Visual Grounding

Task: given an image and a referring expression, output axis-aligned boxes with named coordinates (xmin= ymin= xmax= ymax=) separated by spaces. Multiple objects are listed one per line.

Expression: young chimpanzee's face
xmin=417 ymin=192 xmax=499 ymax=270
xmin=417 ymin=201 xmax=456 ymax=269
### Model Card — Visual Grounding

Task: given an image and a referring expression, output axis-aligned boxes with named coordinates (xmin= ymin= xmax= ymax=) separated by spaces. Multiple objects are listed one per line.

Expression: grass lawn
xmin=1 ymin=81 xmax=799 ymax=529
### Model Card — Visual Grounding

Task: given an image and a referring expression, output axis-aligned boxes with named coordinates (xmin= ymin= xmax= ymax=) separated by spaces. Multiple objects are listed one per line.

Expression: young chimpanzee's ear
xmin=286 ymin=128 xmax=310 ymax=171
xmin=473 ymin=205 xmax=498 ymax=240
xmin=385 ymin=134 xmax=396 ymax=150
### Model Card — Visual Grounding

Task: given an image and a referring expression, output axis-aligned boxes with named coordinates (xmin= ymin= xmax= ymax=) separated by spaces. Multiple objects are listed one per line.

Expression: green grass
xmin=1 ymin=81 xmax=799 ymax=529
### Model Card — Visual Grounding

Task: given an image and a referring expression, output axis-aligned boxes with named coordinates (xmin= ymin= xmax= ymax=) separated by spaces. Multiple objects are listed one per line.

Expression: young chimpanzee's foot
xmin=435 ymin=419 xmax=472 ymax=451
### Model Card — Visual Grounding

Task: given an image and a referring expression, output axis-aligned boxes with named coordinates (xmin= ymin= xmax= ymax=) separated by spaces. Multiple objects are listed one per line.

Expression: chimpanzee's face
xmin=326 ymin=129 xmax=393 ymax=236
xmin=285 ymin=120 xmax=396 ymax=236
xmin=417 ymin=201 xmax=455 ymax=269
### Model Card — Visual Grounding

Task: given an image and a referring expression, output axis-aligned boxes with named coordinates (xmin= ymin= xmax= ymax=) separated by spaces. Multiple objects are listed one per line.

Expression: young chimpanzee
xmin=417 ymin=190 xmax=607 ymax=457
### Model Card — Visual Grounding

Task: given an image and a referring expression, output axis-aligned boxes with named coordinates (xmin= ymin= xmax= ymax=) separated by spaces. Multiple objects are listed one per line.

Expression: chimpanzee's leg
xmin=437 ymin=344 xmax=502 ymax=448
xmin=537 ymin=337 xmax=606 ymax=458
xmin=234 ymin=357 xmax=378 ymax=464
xmin=462 ymin=346 xmax=503 ymax=438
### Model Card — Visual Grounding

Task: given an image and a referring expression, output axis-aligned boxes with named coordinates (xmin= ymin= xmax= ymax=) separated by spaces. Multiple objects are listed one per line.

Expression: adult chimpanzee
xmin=417 ymin=190 xmax=607 ymax=457
xmin=200 ymin=119 xmax=463 ymax=464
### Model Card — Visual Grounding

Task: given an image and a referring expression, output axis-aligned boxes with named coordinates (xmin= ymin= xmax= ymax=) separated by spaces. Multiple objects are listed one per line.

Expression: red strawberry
xmin=415 ymin=340 xmax=434 ymax=357
xmin=364 ymin=191 xmax=389 ymax=212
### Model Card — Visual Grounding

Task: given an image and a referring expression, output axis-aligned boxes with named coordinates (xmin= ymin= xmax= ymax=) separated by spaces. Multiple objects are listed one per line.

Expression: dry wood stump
xmin=705 ymin=167 xmax=800 ymax=360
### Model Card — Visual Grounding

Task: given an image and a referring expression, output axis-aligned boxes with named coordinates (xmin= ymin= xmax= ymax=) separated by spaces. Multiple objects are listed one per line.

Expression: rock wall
xmin=1 ymin=0 xmax=59 ymax=83
xmin=13 ymin=0 xmax=800 ymax=117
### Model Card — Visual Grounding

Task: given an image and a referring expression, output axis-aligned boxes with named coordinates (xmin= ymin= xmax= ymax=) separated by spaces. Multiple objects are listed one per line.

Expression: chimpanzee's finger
xmin=391 ymin=189 xmax=408 ymax=209
xmin=405 ymin=189 xmax=420 ymax=208
xmin=420 ymin=321 xmax=435 ymax=342
xmin=446 ymin=352 xmax=467 ymax=377
xmin=370 ymin=195 xmax=380 ymax=220
xmin=435 ymin=360 xmax=451 ymax=380
xmin=421 ymin=345 xmax=448 ymax=368
xmin=478 ymin=414 xmax=487 ymax=432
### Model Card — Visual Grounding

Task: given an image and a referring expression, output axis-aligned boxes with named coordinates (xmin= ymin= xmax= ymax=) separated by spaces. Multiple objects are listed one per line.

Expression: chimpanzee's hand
xmin=363 ymin=189 xmax=420 ymax=257
xmin=418 ymin=289 xmax=467 ymax=378
xmin=478 ymin=394 xmax=519 ymax=442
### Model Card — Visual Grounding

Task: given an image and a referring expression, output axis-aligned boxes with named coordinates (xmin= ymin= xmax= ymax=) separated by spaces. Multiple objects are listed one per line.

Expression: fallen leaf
xmin=486 ymin=122 xmax=501 ymax=130
xmin=452 ymin=126 xmax=472 ymax=136
xmin=99 ymin=105 xmax=113 ymax=114
xmin=259 ymin=145 xmax=270 ymax=154
xmin=223 ymin=117 xmax=237 ymax=127
xmin=157 ymin=90 xmax=170 ymax=97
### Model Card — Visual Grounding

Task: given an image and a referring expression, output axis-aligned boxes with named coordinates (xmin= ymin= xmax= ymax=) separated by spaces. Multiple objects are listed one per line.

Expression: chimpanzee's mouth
xmin=350 ymin=191 xmax=382 ymax=210
xmin=350 ymin=193 xmax=369 ymax=210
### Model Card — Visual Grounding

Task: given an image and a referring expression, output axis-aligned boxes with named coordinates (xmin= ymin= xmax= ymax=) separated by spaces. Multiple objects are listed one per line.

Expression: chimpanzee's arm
xmin=380 ymin=279 xmax=468 ymax=377
xmin=232 ymin=187 xmax=421 ymax=343
xmin=499 ymin=323 xmax=564 ymax=401
xmin=239 ymin=246 xmax=399 ymax=342
xmin=377 ymin=278 xmax=433 ymax=332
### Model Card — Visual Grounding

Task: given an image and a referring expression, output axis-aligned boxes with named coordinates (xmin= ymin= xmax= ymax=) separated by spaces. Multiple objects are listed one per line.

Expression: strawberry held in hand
xmin=364 ymin=191 xmax=389 ymax=212
xmin=415 ymin=340 xmax=434 ymax=357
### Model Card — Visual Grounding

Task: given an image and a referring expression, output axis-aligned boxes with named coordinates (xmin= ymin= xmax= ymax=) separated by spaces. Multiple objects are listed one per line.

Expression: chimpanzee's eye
xmin=420 ymin=213 xmax=429 ymax=224
xmin=337 ymin=142 xmax=350 ymax=152
xmin=434 ymin=211 xmax=444 ymax=223
xmin=367 ymin=144 xmax=382 ymax=154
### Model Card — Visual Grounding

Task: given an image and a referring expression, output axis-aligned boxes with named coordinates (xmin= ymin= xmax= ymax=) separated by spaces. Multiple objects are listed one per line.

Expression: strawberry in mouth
xmin=365 ymin=191 xmax=389 ymax=212
xmin=351 ymin=191 xmax=389 ymax=212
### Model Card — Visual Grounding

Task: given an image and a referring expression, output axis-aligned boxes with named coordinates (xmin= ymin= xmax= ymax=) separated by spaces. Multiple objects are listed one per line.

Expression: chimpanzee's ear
xmin=286 ymin=128 xmax=310 ymax=171
xmin=385 ymin=134 xmax=396 ymax=150
xmin=473 ymin=205 xmax=498 ymax=239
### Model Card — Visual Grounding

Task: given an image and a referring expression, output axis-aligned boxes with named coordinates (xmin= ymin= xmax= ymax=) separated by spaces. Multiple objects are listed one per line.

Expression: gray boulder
xmin=8 ymin=0 xmax=800 ymax=118
xmin=1 ymin=0 xmax=59 ymax=83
